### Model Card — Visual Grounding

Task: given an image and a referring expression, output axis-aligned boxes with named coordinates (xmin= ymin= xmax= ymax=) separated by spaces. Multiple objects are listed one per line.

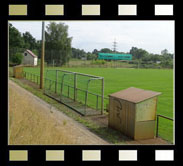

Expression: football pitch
xmin=24 ymin=67 xmax=174 ymax=142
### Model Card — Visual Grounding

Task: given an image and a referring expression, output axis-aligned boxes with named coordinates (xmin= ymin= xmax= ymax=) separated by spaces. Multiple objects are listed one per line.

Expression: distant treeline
xmin=71 ymin=47 xmax=173 ymax=68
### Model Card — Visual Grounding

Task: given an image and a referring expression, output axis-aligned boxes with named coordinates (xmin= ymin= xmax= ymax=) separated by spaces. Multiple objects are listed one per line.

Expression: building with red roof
xmin=23 ymin=49 xmax=38 ymax=66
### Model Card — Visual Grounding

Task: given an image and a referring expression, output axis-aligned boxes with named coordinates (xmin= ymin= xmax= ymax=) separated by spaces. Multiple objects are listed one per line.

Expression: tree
xmin=92 ymin=49 xmax=99 ymax=55
xmin=161 ymin=49 xmax=173 ymax=60
xmin=130 ymin=47 xmax=149 ymax=60
xmin=9 ymin=23 xmax=25 ymax=62
xmin=86 ymin=52 xmax=97 ymax=60
xmin=35 ymin=40 xmax=42 ymax=58
xmin=22 ymin=32 xmax=37 ymax=50
xmin=45 ymin=22 xmax=72 ymax=66
xmin=12 ymin=53 xmax=23 ymax=65
xmin=9 ymin=23 xmax=24 ymax=49
xmin=161 ymin=49 xmax=168 ymax=55
xmin=129 ymin=47 xmax=138 ymax=59
xmin=141 ymin=54 xmax=152 ymax=62
xmin=151 ymin=54 xmax=161 ymax=63
xmin=100 ymin=48 xmax=113 ymax=53
xmin=71 ymin=48 xmax=87 ymax=59
xmin=161 ymin=59 xmax=173 ymax=68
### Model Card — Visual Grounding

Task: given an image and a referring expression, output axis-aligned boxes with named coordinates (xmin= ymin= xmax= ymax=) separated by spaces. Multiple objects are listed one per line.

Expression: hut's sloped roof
xmin=109 ymin=87 xmax=161 ymax=103
xmin=25 ymin=50 xmax=37 ymax=58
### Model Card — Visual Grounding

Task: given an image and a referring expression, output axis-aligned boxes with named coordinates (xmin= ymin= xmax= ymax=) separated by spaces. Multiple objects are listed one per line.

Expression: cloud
xmin=9 ymin=21 xmax=174 ymax=54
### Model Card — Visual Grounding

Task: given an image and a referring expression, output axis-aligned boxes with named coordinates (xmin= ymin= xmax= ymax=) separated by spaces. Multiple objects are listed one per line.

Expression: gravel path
xmin=9 ymin=80 xmax=109 ymax=145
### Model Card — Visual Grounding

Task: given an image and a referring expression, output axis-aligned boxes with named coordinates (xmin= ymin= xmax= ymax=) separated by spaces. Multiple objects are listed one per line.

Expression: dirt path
xmin=9 ymin=80 xmax=109 ymax=145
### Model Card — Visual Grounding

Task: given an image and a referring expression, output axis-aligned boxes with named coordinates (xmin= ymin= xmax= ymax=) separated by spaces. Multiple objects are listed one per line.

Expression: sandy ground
xmin=9 ymin=80 xmax=109 ymax=145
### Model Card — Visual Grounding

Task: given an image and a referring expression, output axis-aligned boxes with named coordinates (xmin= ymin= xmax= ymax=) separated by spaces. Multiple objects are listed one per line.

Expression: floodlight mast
xmin=40 ymin=21 xmax=45 ymax=89
xmin=113 ymin=38 xmax=117 ymax=53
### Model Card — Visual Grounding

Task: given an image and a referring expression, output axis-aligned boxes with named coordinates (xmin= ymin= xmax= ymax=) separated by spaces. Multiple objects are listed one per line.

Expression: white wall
xmin=23 ymin=52 xmax=37 ymax=66
xmin=34 ymin=57 xmax=38 ymax=66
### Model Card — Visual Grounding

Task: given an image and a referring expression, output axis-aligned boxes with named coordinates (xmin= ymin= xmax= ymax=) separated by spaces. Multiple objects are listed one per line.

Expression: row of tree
xmin=71 ymin=47 xmax=173 ymax=68
xmin=9 ymin=22 xmax=173 ymax=68
xmin=9 ymin=23 xmax=41 ymax=64
xmin=129 ymin=47 xmax=173 ymax=68
xmin=71 ymin=48 xmax=126 ymax=60
xmin=9 ymin=24 xmax=40 ymax=51
xmin=9 ymin=22 xmax=72 ymax=65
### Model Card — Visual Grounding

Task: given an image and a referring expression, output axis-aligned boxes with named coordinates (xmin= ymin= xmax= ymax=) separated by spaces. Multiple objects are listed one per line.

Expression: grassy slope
xmin=9 ymin=83 xmax=74 ymax=145
xmin=24 ymin=67 xmax=174 ymax=142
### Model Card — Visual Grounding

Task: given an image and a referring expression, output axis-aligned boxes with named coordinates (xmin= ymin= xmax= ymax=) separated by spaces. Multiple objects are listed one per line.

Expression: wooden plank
xmin=108 ymin=97 xmax=135 ymax=138
xmin=136 ymin=97 xmax=157 ymax=122
xmin=134 ymin=121 xmax=155 ymax=140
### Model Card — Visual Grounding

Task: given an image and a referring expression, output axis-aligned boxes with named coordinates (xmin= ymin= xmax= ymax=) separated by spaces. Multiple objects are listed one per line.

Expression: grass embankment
xmin=9 ymin=83 xmax=73 ymax=145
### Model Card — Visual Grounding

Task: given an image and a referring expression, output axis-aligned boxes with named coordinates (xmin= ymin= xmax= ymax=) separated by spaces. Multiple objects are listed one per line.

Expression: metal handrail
xmin=24 ymin=71 xmax=40 ymax=84
xmin=156 ymin=114 xmax=173 ymax=138
xmin=24 ymin=70 xmax=108 ymax=98
xmin=46 ymin=69 xmax=104 ymax=79
xmin=157 ymin=114 xmax=173 ymax=121
xmin=24 ymin=70 xmax=106 ymax=115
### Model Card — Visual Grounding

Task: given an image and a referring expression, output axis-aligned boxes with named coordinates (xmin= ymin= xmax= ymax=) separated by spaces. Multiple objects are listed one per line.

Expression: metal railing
xmin=156 ymin=114 xmax=173 ymax=139
xmin=23 ymin=70 xmax=108 ymax=115
xmin=23 ymin=71 xmax=40 ymax=85
xmin=44 ymin=69 xmax=105 ymax=116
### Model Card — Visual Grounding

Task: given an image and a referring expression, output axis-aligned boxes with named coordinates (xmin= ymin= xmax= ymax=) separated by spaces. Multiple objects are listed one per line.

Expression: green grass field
xmin=23 ymin=67 xmax=174 ymax=142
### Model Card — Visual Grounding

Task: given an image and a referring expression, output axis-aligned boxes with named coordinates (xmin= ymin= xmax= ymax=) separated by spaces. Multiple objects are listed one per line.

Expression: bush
xmin=91 ymin=60 xmax=106 ymax=65
xmin=129 ymin=60 xmax=138 ymax=64
xmin=87 ymin=53 xmax=97 ymax=60
xmin=160 ymin=60 xmax=173 ymax=69
xmin=12 ymin=53 xmax=23 ymax=65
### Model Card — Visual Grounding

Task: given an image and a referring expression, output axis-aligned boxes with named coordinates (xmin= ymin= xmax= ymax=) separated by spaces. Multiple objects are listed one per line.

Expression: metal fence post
xmin=74 ymin=73 xmax=77 ymax=101
xmin=68 ymin=86 xmax=70 ymax=97
xmin=156 ymin=115 xmax=159 ymax=137
xmin=101 ymin=78 xmax=104 ymax=115
xmin=60 ymin=73 xmax=66 ymax=101
xmin=49 ymin=80 xmax=51 ymax=90
xmin=55 ymin=70 xmax=58 ymax=93
xmin=85 ymin=91 xmax=88 ymax=115
xmin=37 ymin=75 xmax=38 ymax=84
xmin=96 ymin=95 xmax=99 ymax=110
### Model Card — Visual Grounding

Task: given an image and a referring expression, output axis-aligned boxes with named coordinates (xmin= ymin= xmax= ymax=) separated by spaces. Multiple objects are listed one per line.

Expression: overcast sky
xmin=9 ymin=21 xmax=174 ymax=54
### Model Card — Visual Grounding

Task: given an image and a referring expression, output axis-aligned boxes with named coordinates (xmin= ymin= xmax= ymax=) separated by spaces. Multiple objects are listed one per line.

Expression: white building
xmin=23 ymin=50 xmax=38 ymax=66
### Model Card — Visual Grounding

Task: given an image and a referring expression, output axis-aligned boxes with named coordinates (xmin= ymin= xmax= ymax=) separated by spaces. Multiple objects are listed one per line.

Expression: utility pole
xmin=40 ymin=21 xmax=45 ymax=89
xmin=113 ymin=38 xmax=117 ymax=53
